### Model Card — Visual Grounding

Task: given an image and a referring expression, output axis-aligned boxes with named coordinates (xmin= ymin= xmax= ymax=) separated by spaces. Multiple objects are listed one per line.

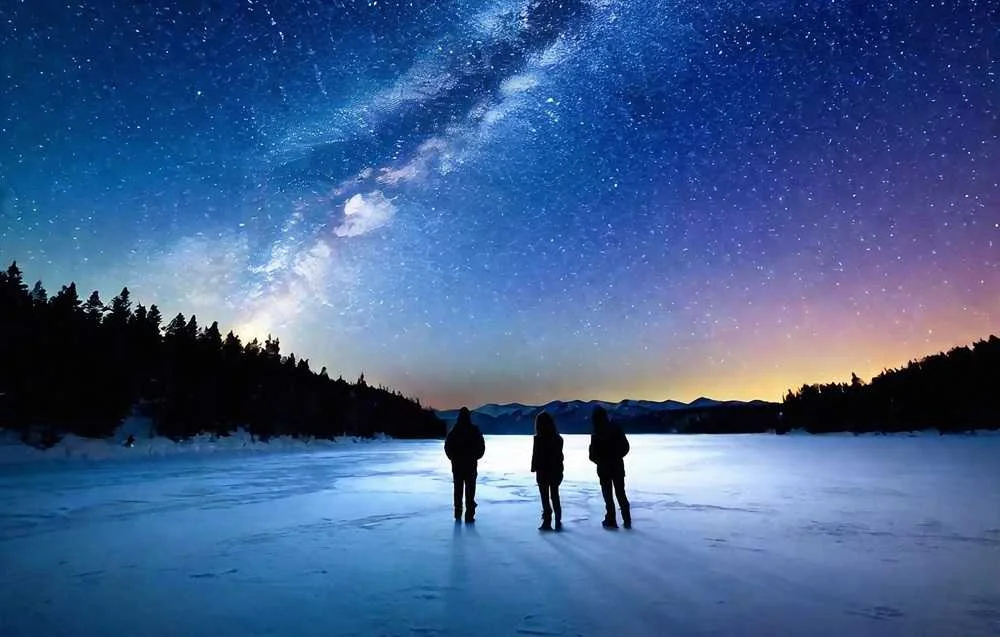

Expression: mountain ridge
xmin=437 ymin=397 xmax=779 ymax=435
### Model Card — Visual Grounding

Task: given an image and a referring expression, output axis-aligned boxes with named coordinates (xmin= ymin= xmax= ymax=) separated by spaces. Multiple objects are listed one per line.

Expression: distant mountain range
xmin=437 ymin=397 xmax=779 ymax=435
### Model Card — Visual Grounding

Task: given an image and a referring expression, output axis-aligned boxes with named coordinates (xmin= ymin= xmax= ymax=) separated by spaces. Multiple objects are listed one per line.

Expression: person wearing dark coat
xmin=445 ymin=407 xmax=486 ymax=523
xmin=589 ymin=406 xmax=631 ymax=529
xmin=531 ymin=411 xmax=564 ymax=531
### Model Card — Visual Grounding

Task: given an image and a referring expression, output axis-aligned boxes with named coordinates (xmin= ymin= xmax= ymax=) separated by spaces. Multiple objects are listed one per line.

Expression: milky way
xmin=2 ymin=1 xmax=998 ymax=408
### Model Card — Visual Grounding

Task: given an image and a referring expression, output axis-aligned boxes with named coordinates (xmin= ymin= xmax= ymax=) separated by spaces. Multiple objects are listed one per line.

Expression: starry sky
xmin=2 ymin=0 xmax=998 ymax=409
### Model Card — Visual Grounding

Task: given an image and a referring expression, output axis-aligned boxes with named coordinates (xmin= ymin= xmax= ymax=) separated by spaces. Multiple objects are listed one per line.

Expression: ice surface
xmin=1 ymin=435 xmax=999 ymax=636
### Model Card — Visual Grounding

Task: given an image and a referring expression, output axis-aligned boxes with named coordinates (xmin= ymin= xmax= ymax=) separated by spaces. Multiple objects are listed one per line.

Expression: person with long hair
xmin=445 ymin=407 xmax=486 ymax=523
xmin=589 ymin=406 xmax=631 ymax=528
xmin=531 ymin=411 xmax=564 ymax=531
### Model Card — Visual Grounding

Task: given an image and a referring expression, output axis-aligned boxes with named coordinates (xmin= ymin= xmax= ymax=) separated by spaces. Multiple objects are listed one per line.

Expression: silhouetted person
xmin=445 ymin=407 xmax=485 ymax=523
xmin=531 ymin=411 xmax=564 ymax=531
xmin=589 ymin=406 xmax=631 ymax=529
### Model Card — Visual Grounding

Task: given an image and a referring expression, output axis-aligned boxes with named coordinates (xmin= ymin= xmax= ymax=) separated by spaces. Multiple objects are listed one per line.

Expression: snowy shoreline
xmin=0 ymin=419 xmax=394 ymax=466
xmin=2 ymin=421 xmax=997 ymax=466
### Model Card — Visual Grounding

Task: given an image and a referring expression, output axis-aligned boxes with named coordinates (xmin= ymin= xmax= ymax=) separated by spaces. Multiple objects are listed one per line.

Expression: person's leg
xmin=464 ymin=472 xmax=477 ymax=521
xmin=599 ymin=475 xmax=616 ymax=527
xmin=453 ymin=473 xmax=463 ymax=520
xmin=613 ymin=475 xmax=631 ymax=528
xmin=538 ymin=482 xmax=552 ymax=529
xmin=551 ymin=483 xmax=562 ymax=529
xmin=538 ymin=483 xmax=552 ymax=517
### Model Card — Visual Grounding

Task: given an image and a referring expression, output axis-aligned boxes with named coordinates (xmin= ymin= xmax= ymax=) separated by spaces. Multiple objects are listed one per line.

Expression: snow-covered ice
xmin=1 ymin=434 xmax=999 ymax=636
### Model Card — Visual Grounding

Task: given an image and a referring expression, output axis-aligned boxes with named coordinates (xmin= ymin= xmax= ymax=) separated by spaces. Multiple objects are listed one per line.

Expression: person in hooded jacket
xmin=530 ymin=411 xmax=564 ymax=531
xmin=445 ymin=407 xmax=486 ymax=522
xmin=589 ymin=406 xmax=631 ymax=528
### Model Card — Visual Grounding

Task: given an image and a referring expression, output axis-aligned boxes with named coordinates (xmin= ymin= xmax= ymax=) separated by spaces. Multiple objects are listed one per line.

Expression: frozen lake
xmin=1 ymin=434 xmax=999 ymax=636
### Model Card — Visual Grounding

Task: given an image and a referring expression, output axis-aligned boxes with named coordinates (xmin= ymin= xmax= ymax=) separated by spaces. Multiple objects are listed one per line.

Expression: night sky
xmin=2 ymin=1 xmax=998 ymax=409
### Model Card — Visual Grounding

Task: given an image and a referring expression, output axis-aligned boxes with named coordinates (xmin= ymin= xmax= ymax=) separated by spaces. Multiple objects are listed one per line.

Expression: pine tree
xmin=5 ymin=261 xmax=28 ymax=297
xmin=107 ymin=287 xmax=132 ymax=327
xmin=244 ymin=337 xmax=261 ymax=356
xmin=164 ymin=313 xmax=187 ymax=340
xmin=200 ymin=321 xmax=223 ymax=351
xmin=222 ymin=331 xmax=242 ymax=356
xmin=184 ymin=315 xmax=199 ymax=340
xmin=83 ymin=290 xmax=105 ymax=325
xmin=263 ymin=335 xmax=280 ymax=359
xmin=50 ymin=283 xmax=82 ymax=316
xmin=30 ymin=281 xmax=48 ymax=305
xmin=147 ymin=305 xmax=163 ymax=334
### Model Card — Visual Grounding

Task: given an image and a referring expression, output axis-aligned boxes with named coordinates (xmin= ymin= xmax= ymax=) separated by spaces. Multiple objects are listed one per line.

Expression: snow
xmin=0 ymin=419 xmax=389 ymax=465
xmin=1 ymin=434 xmax=999 ymax=636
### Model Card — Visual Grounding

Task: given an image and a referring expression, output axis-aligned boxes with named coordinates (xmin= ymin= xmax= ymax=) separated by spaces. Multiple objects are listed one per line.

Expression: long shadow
xmin=539 ymin=527 xmax=693 ymax=633
xmin=445 ymin=519 xmax=481 ymax=630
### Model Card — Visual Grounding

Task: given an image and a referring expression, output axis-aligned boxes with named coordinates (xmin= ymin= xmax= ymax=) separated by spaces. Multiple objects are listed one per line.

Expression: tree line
xmin=619 ymin=402 xmax=781 ymax=435
xmin=781 ymin=335 xmax=1000 ymax=433
xmin=0 ymin=261 xmax=445 ymax=446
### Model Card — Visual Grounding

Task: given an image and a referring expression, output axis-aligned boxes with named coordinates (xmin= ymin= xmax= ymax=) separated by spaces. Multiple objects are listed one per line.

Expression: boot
xmin=622 ymin=507 xmax=632 ymax=529
xmin=554 ymin=512 xmax=562 ymax=531
xmin=464 ymin=503 xmax=476 ymax=523
xmin=454 ymin=506 xmax=462 ymax=521
xmin=539 ymin=512 xmax=553 ymax=531
xmin=602 ymin=515 xmax=618 ymax=529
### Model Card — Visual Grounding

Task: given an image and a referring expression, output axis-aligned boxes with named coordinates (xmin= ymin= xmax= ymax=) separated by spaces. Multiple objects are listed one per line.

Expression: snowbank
xmin=0 ymin=418 xmax=391 ymax=465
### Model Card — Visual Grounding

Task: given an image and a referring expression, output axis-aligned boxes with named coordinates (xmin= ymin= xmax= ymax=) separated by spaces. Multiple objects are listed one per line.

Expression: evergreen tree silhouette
xmin=5 ymin=261 xmax=28 ymax=298
xmin=0 ymin=261 xmax=448 ymax=445
xmin=165 ymin=313 xmax=186 ymax=339
xmin=83 ymin=290 xmax=105 ymax=326
xmin=106 ymin=287 xmax=132 ymax=330
xmin=783 ymin=337 xmax=1000 ymax=433
xmin=30 ymin=281 xmax=47 ymax=306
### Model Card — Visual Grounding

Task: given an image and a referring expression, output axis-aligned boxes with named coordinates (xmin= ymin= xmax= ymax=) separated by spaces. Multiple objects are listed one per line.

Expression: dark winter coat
xmin=531 ymin=434 xmax=564 ymax=486
xmin=589 ymin=423 xmax=630 ymax=479
xmin=445 ymin=421 xmax=485 ymax=476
